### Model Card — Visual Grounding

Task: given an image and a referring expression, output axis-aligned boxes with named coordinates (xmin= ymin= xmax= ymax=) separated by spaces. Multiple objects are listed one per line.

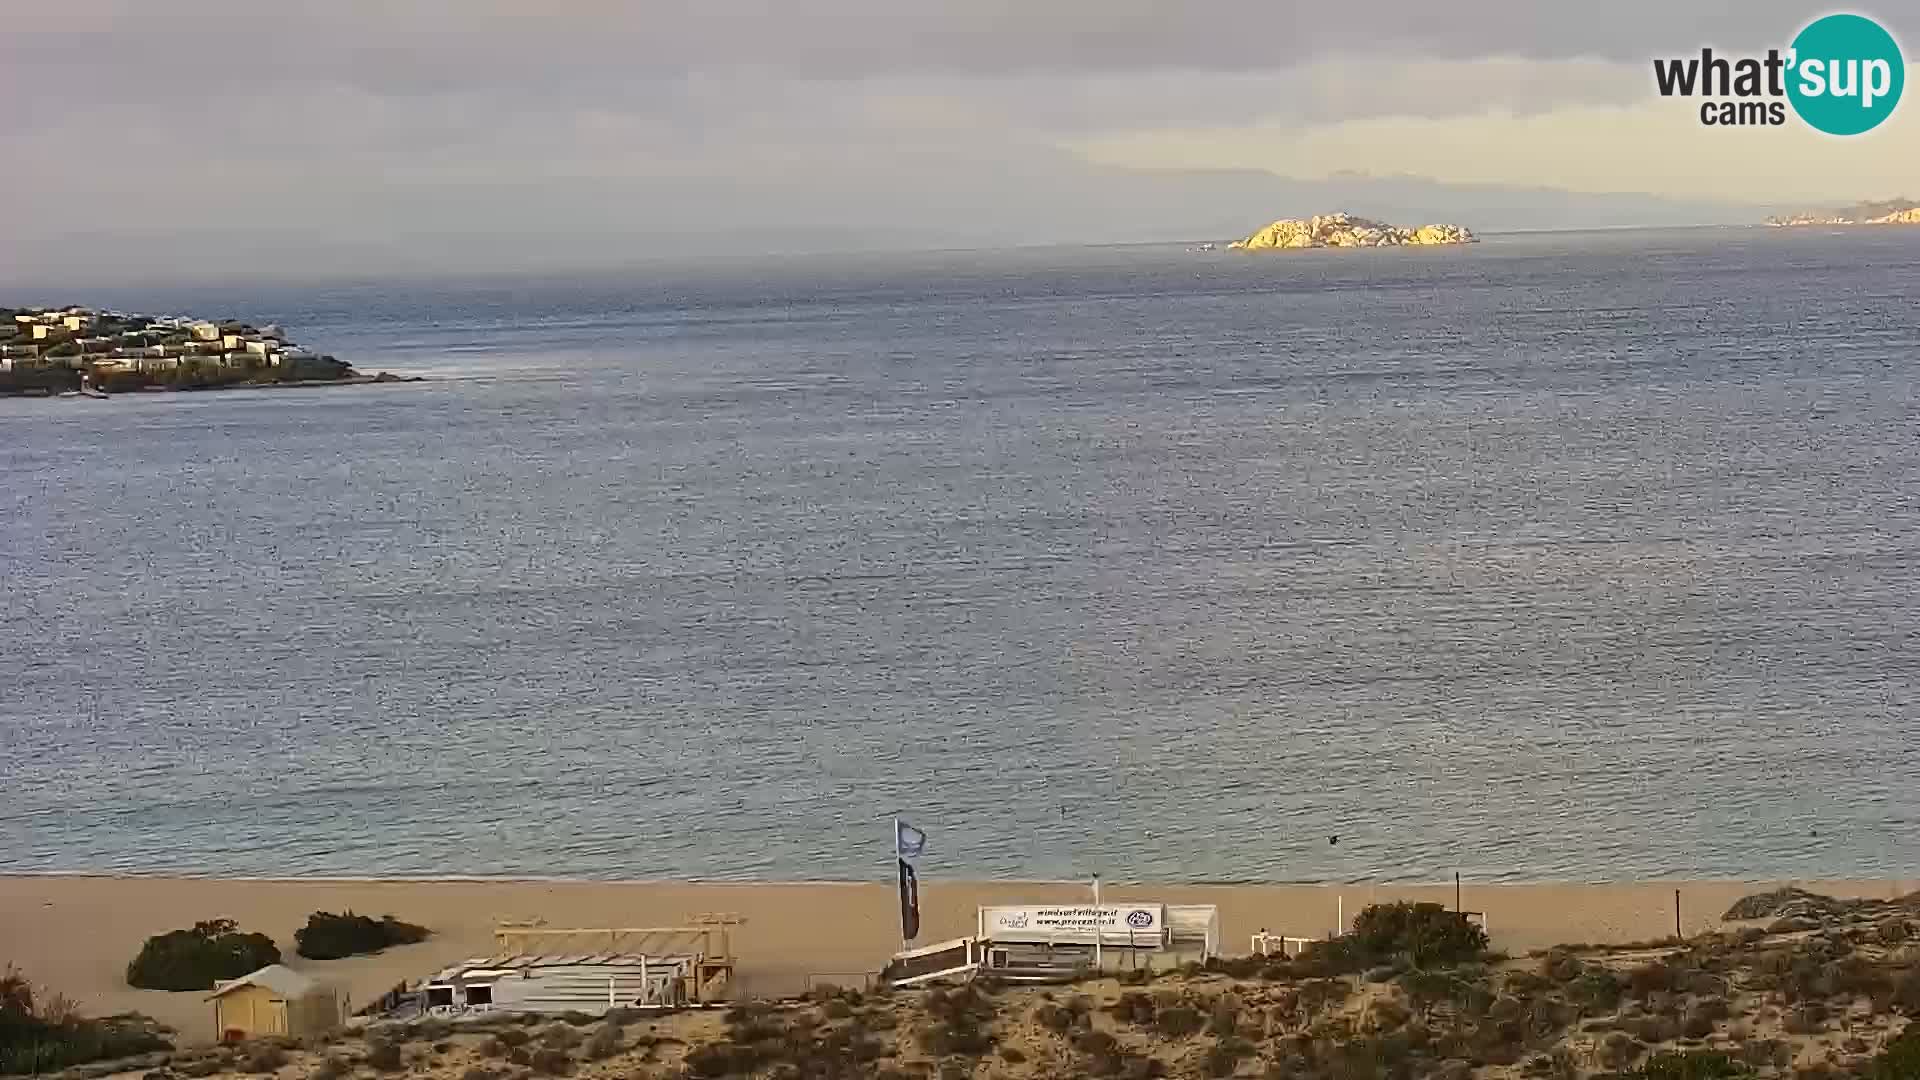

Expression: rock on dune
xmin=1227 ymin=212 xmax=1475 ymax=250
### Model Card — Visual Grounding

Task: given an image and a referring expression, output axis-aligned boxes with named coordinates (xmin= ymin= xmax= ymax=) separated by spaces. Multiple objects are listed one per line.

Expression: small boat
xmin=60 ymin=376 xmax=110 ymax=399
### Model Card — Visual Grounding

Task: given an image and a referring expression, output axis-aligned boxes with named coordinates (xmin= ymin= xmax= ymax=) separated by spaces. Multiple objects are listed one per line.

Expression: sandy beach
xmin=4 ymin=875 xmax=1914 ymax=1044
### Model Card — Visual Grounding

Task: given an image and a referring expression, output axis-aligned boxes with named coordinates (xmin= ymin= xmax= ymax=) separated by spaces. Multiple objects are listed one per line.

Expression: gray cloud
xmin=5 ymin=0 xmax=1842 ymax=103
xmin=1 ymin=1 xmax=1895 ymax=282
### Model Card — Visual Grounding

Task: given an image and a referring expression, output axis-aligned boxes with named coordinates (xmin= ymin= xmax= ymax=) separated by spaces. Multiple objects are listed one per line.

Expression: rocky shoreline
xmin=1765 ymin=198 xmax=1920 ymax=227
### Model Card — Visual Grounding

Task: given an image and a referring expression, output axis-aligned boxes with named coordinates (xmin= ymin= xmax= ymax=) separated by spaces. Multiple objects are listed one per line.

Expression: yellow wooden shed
xmin=207 ymin=965 xmax=341 ymax=1041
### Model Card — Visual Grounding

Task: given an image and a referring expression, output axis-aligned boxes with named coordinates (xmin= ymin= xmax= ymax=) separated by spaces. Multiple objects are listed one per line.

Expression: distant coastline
xmin=1765 ymin=197 xmax=1920 ymax=227
xmin=1 ymin=305 xmax=419 ymax=398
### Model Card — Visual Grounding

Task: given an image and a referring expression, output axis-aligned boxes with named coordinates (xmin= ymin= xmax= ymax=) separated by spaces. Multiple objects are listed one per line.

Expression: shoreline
xmin=5 ymin=874 xmax=1914 ymax=1042
xmin=1 ymin=372 xmax=424 ymax=399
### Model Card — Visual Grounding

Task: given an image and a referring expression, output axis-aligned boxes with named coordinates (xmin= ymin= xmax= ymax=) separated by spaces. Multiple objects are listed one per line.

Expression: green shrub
xmin=1032 ymin=1001 xmax=1076 ymax=1033
xmin=1109 ymin=992 xmax=1156 ymax=1026
xmin=1295 ymin=935 xmax=1372 ymax=977
xmin=582 ymin=1025 xmax=621 ymax=1061
xmin=1207 ymin=955 xmax=1266 ymax=979
xmin=1895 ymin=970 xmax=1920 ymax=1016
xmin=245 ymin=1043 xmax=289 ymax=1073
xmin=0 ymin=967 xmax=173 ymax=1075
xmin=1600 ymin=1033 xmax=1646 ymax=1070
xmin=1625 ymin=962 xmax=1679 ymax=999
xmin=126 ymin=920 xmax=281 ymax=991
xmin=1568 ymin=970 xmax=1626 ymax=1011
xmin=1207 ymin=994 xmax=1242 ymax=1036
xmin=1154 ymin=1004 xmax=1204 ymax=1039
xmin=364 ymin=1040 xmax=403 ymax=1073
xmin=1203 ymin=1037 xmax=1254 ymax=1078
xmin=1862 ymin=1022 xmax=1920 ymax=1079
xmin=1349 ymin=903 xmax=1489 ymax=968
xmin=528 ymin=1048 xmax=571 ymax=1075
xmin=1611 ymin=1050 xmax=1751 ymax=1079
xmin=311 ymin=1055 xmax=351 ymax=1080
xmin=917 ymin=1019 xmax=991 ymax=1056
xmin=1784 ymin=1004 xmax=1827 ymax=1035
xmin=1071 ymin=1028 xmax=1118 ymax=1057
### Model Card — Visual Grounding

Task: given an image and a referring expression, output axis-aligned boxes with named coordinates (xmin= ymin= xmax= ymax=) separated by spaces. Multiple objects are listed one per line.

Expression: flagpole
xmin=894 ymin=817 xmax=906 ymax=950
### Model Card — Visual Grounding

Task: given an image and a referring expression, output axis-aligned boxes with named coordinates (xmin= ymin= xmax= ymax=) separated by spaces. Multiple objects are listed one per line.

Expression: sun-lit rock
xmin=1226 ymin=212 xmax=1475 ymax=251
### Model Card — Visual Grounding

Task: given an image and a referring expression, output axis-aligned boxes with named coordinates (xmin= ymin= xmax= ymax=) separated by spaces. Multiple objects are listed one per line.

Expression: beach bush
xmin=1568 ymin=970 xmax=1626 ymax=1011
xmin=1784 ymin=1004 xmax=1828 ymax=1035
xmin=1207 ymin=994 xmax=1243 ymax=1036
xmin=1599 ymin=1033 xmax=1646 ymax=1070
xmin=363 ymin=1039 xmax=403 ymax=1073
xmin=244 ymin=1043 xmax=289 ymax=1073
xmin=126 ymin=920 xmax=281 ymax=991
xmin=1071 ymin=1028 xmax=1118 ymax=1057
xmin=1032 ymin=1001 xmax=1076 ymax=1034
xmin=581 ymin=1025 xmax=621 ymax=1061
xmin=1862 ymin=1022 xmax=1920 ymax=1079
xmin=1203 ymin=1037 xmax=1255 ymax=1078
xmin=1312 ymin=903 xmax=1490 ymax=973
xmin=1609 ymin=1050 xmax=1752 ymax=1079
xmin=1109 ymin=992 xmax=1156 ymax=1027
xmin=1625 ymin=961 xmax=1680 ymax=1000
xmin=311 ymin=1055 xmax=351 ymax=1080
xmin=1 ymin=966 xmax=174 ymax=1075
xmin=1153 ymin=1003 xmax=1204 ymax=1039
xmin=1894 ymin=970 xmax=1920 ymax=1015
xmin=528 ymin=1048 xmax=571 ymax=1075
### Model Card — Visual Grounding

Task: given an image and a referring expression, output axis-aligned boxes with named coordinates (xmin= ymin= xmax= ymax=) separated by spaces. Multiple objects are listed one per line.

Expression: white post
xmin=1337 ymin=894 xmax=1344 ymax=937
xmin=608 ymin=976 xmax=615 ymax=1009
xmin=1092 ymin=876 xmax=1103 ymax=972
xmin=894 ymin=817 xmax=906 ymax=951
xmin=640 ymin=955 xmax=649 ymax=1005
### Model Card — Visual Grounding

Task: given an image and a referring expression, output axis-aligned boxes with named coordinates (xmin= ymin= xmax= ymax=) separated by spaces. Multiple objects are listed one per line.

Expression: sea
xmin=3 ymin=227 xmax=1918 ymax=885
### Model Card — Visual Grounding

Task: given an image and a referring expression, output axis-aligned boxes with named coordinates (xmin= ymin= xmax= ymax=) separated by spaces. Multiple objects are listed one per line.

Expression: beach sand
xmin=3 ymin=875 xmax=1913 ymax=1043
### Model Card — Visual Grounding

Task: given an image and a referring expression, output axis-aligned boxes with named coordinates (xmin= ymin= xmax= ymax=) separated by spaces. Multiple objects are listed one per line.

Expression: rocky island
xmin=1228 ymin=212 xmax=1475 ymax=250
xmin=0 ymin=306 xmax=415 ymax=397
xmin=1766 ymin=198 xmax=1920 ymax=227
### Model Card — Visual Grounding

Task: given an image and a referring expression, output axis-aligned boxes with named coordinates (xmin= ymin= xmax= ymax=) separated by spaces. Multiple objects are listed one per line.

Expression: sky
xmin=3 ymin=1 xmax=1916 ymax=281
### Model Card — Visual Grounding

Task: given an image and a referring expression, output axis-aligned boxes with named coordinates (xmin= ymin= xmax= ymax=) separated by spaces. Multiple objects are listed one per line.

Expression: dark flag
xmin=897 ymin=858 xmax=920 ymax=941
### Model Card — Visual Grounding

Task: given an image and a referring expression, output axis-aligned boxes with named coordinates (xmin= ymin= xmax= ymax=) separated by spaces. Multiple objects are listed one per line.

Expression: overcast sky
xmin=4 ymin=2 xmax=1916 ymax=280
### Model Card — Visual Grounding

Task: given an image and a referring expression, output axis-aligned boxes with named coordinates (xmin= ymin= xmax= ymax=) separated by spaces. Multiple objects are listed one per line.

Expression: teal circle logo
xmin=1787 ymin=13 xmax=1904 ymax=135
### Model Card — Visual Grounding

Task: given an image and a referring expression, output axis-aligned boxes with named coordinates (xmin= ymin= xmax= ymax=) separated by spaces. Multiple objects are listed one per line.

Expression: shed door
xmin=267 ymin=998 xmax=289 ymax=1035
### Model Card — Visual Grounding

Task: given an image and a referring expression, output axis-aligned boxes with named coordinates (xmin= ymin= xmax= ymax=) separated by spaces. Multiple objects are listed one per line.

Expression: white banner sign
xmin=979 ymin=904 xmax=1166 ymax=944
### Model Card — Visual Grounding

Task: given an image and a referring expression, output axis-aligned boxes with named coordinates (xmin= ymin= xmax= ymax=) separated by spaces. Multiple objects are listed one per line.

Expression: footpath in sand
xmin=2 ymin=876 xmax=1916 ymax=1042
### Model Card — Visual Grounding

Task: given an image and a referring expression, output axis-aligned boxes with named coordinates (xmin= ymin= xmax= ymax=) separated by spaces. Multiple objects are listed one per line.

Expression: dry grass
xmin=20 ymin=908 xmax=1920 ymax=1080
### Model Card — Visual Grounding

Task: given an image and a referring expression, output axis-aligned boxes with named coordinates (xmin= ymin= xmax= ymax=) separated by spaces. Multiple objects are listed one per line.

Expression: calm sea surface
xmin=4 ymin=229 xmax=1918 ymax=884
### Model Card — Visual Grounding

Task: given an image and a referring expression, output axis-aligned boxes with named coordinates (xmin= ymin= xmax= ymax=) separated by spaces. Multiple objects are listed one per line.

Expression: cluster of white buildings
xmin=1 ymin=306 xmax=328 ymax=373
